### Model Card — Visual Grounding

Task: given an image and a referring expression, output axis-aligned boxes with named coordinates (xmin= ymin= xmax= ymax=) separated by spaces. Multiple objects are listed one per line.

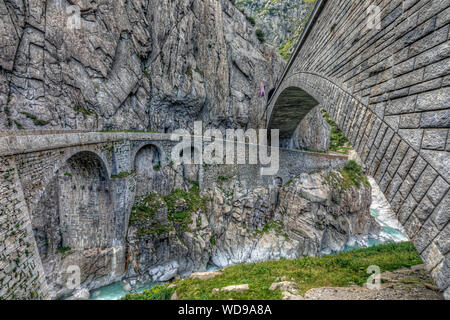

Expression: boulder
xmin=190 ymin=271 xmax=222 ymax=280
xmin=149 ymin=261 xmax=179 ymax=282
xmin=269 ymin=281 xmax=299 ymax=293
xmin=69 ymin=289 xmax=90 ymax=300
xmin=221 ymin=284 xmax=249 ymax=292
xmin=282 ymin=291 xmax=304 ymax=300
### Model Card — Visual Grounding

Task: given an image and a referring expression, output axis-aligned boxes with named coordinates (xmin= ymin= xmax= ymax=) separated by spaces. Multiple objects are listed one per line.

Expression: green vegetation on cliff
xmin=323 ymin=161 xmax=370 ymax=194
xmin=130 ymin=184 xmax=209 ymax=236
xmin=232 ymin=0 xmax=317 ymax=60
xmin=122 ymin=284 xmax=175 ymax=300
xmin=123 ymin=242 xmax=422 ymax=300
xmin=321 ymin=109 xmax=352 ymax=154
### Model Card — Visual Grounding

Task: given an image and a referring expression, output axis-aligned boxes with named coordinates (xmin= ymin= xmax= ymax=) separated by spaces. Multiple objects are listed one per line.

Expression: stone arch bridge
xmin=0 ymin=0 xmax=448 ymax=300
xmin=267 ymin=0 xmax=449 ymax=295
xmin=0 ymin=131 xmax=349 ymax=299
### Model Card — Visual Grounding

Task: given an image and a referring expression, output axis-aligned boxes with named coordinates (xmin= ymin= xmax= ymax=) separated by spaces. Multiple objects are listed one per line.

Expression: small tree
xmin=255 ymin=29 xmax=265 ymax=43
xmin=246 ymin=16 xmax=256 ymax=26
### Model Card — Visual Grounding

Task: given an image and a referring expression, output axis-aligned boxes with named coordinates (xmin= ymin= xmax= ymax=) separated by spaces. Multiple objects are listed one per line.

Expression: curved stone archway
xmin=134 ymin=144 xmax=164 ymax=196
xmin=267 ymin=86 xmax=319 ymax=141
xmin=32 ymin=150 xmax=112 ymax=254
xmin=58 ymin=151 xmax=112 ymax=250
xmin=30 ymin=150 xmax=116 ymax=298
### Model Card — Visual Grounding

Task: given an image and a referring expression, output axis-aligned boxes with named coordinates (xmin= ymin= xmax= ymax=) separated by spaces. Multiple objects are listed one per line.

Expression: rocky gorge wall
xmin=0 ymin=131 xmax=353 ymax=299
xmin=0 ymin=0 xmax=285 ymax=132
xmin=126 ymin=166 xmax=380 ymax=283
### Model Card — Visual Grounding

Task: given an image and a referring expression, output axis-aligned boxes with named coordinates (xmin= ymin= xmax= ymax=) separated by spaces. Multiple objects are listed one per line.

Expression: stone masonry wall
xmin=0 ymin=156 xmax=48 ymax=299
xmin=268 ymin=0 xmax=449 ymax=294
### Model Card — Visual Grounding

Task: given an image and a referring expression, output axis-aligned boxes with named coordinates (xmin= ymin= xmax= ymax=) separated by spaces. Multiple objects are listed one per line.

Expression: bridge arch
xmin=267 ymin=86 xmax=319 ymax=142
xmin=32 ymin=150 xmax=113 ymax=257
xmin=25 ymin=147 xmax=111 ymax=215
xmin=133 ymin=143 xmax=165 ymax=197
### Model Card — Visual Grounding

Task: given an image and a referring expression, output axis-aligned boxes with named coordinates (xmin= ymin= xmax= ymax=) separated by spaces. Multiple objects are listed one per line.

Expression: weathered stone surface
xmin=269 ymin=281 xmax=298 ymax=292
xmin=190 ymin=271 xmax=223 ymax=281
xmin=427 ymin=177 xmax=450 ymax=206
xmin=422 ymin=129 xmax=448 ymax=150
xmin=398 ymin=129 xmax=423 ymax=151
xmin=302 ymin=265 xmax=443 ymax=300
xmin=2 ymin=0 xmax=450 ymax=300
xmin=289 ymin=106 xmax=331 ymax=152
xmin=221 ymin=284 xmax=249 ymax=292
xmin=282 ymin=291 xmax=304 ymax=300
xmin=0 ymin=0 xmax=285 ymax=131
xmin=434 ymin=255 xmax=450 ymax=290
xmin=431 ymin=191 xmax=450 ymax=230
xmin=398 ymin=195 xmax=418 ymax=225
xmin=435 ymin=224 xmax=450 ymax=256
xmin=409 ymin=156 xmax=428 ymax=181
xmin=421 ymin=110 xmax=450 ymax=128
xmin=265 ymin=0 xmax=450 ymax=295
xmin=67 ymin=289 xmax=90 ymax=301
xmin=149 ymin=261 xmax=180 ymax=282
xmin=413 ymin=219 xmax=439 ymax=254
xmin=126 ymin=169 xmax=379 ymax=282
xmin=410 ymin=166 xmax=438 ymax=202
xmin=414 ymin=196 xmax=435 ymax=223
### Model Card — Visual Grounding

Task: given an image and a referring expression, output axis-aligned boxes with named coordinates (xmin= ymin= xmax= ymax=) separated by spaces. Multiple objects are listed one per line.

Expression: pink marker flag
xmin=259 ymin=82 xmax=266 ymax=97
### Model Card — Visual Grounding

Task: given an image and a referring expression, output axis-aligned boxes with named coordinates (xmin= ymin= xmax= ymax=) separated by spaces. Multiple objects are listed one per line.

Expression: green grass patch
xmin=323 ymin=161 xmax=370 ymax=194
xmin=130 ymin=184 xmax=209 ymax=237
xmin=255 ymin=29 xmax=265 ymax=43
xmin=166 ymin=242 xmax=421 ymax=300
xmin=122 ymin=284 xmax=175 ymax=300
xmin=58 ymin=246 xmax=71 ymax=255
xmin=153 ymin=162 xmax=162 ymax=171
xmin=74 ymin=105 xmax=96 ymax=116
xmin=111 ymin=171 xmax=135 ymax=179
xmin=321 ymin=109 xmax=351 ymax=154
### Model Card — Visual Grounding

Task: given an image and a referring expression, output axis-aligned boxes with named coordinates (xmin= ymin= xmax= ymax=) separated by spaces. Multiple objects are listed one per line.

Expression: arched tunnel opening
xmin=268 ymin=86 xmax=320 ymax=147
xmin=31 ymin=151 xmax=113 ymax=295
xmin=134 ymin=144 xmax=162 ymax=197
xmin=268 ymin=84 xmax=412 ymax=253
xmin=33 ymin=151 xmax=112 ymax=257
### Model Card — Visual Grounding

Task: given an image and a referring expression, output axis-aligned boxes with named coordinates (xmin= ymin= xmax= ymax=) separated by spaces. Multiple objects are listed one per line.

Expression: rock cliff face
xmin=289 ymin=106 xmax=331 ymax=152
xmin=232 ymin=0 xmax=316 ymax=59
xmin=0 ymin=0 xmax=285 ymax=132
xmin=125 ymin=169 xmax=380 ymax=282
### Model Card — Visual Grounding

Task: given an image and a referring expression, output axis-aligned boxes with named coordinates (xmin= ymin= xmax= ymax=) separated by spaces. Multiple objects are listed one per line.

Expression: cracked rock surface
xmin=126 ymin=170 xmax=380 ymax=282
xmin=0 ymin=0 xmax=285 ymax=132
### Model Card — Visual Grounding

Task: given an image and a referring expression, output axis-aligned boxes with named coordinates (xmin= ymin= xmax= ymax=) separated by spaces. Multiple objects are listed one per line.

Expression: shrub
xmin=246 ymin=16 xmax=256 ymax=26
xmin=255 ymin=29 xmax=265 ymax=43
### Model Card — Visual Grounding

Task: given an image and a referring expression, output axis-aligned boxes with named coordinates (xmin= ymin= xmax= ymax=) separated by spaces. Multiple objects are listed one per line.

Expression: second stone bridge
xmin=0 ymin=130 xmax=349 ymax=299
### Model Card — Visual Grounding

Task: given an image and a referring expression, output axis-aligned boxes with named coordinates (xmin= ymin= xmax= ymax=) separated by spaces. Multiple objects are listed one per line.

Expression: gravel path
xmin=302 ymin=265 xmax=443 ymax=300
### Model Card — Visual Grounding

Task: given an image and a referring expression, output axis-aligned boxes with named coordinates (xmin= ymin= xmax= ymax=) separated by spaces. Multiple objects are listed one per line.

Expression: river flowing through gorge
xmin=88 ymin=177 xmax=408 ymax=300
